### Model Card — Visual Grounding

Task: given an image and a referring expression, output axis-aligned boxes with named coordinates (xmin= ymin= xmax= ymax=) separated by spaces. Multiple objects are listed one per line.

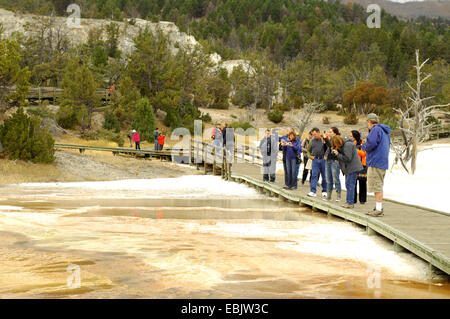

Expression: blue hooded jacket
xmin=279 ymin=134 xmax=301 ymax=160
xmin=361 ymin=124 xmax=391 ymax=170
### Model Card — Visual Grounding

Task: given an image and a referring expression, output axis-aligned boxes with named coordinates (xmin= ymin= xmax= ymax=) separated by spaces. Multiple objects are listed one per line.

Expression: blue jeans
xmin=326 ymin=160 xmax=342 ymax=192
xmin=154 ymin=139 xmax=159 ymax=150
xmin=283 ymin=159 xmax=288 ymax=186
xmin=345 ymin=172 xmax=358 ymax=205
xmin=286 ymin=158 xmax=297 ymax=188
xmin=294 ymin=162 xmax=300 ymax=188
xmin=310 ymin=158 xmax=327 ymax=193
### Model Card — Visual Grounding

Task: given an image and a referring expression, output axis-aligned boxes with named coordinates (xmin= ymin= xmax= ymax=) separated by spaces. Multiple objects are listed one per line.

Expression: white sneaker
xmin=322 ymin=192 xmax=327 ymax=197
xmin=307 ymin=192 xmax=316 ymax=197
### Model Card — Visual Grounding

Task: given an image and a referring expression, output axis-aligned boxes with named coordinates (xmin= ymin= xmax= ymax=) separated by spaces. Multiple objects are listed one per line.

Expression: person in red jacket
xmin=158 ymin=132 xmax=165 ymax=150
xmin=132 ymin=130 xmax=141 ymax=150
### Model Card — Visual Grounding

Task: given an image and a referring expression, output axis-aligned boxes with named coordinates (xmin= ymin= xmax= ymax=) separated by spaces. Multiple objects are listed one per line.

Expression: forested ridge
xmin=0 ymin=0 xmax=449 ymax=163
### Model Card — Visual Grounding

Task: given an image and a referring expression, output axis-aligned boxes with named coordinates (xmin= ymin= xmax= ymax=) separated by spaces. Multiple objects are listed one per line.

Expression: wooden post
xmin=252 ymin=147 xmax=255 ymax=164
xmin=221 ymin=148 xmax=225 ymax=179
xmin=213 ymin=147 xmax=217 ymax=175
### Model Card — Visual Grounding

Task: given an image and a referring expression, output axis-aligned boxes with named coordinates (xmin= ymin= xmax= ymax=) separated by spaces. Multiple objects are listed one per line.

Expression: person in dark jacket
xmin=222 ymin=123 xmax=235 ymax=164
xmin=259 ymin=129 xmax=278 ymax=183
xmin=301 ymin=131 xmax=312 ymax=184
xmin=281 ymin=131 xmax=301 ymax=190
xmin=324 ymin=127 xmax=342 ymax=202
xmin=331 ymin=135 xmax=363 ymax=209
xmin=307 ymin=128 xmax=328 ymax=198
xmin=153 ymin=128 xmax=159 ymax=150
xmin=362 ymin=113 xmax=392 ymax=217
xmin=212 ymin=124 xmax=223 ymax=147
xmin=351 ymin=130 xmax=367 ymax=205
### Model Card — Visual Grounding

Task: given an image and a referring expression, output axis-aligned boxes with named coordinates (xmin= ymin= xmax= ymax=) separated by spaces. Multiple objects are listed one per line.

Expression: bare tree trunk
xmin=393 ymin=50 xmax=450 ymax=174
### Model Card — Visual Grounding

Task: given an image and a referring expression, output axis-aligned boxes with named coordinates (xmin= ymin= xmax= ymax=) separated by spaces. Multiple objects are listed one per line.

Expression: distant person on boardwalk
xmin=279 ymin=127 xmax=294 ymax=188
xmin=324 ymin=127 xmax=342 ymax=202
xmin=294 ymin=131 xmax=302 ymax=188
xmin=132 ymin=130 xmax=141 ymax=150
xmin=331 ymin=135 xmax=363 ymax=209
xmin=281 ymin=131 xmax=301 ymax=190
xmin=307 ymin=128 xmax=327 ymax=198
xmin=158 ymin=132 xmax=165 ymax=150
xmin=127 ymin=130 xmax=133 ymax=148
xmin=259 ymin=129 xmax=278 ymax=183
xmin=153 ymin=128 xmax=159 ymax=150
xmin=301 ymin=131 xmax=312 ymax=185
xmin=362 ymin=113 xmax=392 ymax=217
xmin=351 ymin=130 xmax=367 ymax=205
xmin=212 ymin=123 xmax=223 ymax=147
xmin=223 ymin=123 xmax=235 ymax=164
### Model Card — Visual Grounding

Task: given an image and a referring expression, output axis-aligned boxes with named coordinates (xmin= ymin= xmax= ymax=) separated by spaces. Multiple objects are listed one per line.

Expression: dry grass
xmin=0 ymin=159 xmax=74 ymax=185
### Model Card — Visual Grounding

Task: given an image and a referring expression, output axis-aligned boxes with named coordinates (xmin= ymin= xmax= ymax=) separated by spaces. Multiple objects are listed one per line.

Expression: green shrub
xmin=103 ymin=110 xmax=120 ymax=133
xmin=81 ymin=130 xmax=99 ymax=140
xmin=380 ymin=117 xmax=398 ymax=130
xmin=27 ymin=101 xmax=54 ymax=119
xmin=0 ymin=107 xmax=55 ymax=163
xmin=230 ymin=121 xmax=254 ymax=130
xmin=163 ymin=108 xmax=182 ymax=129
xmin=82 ymin=129 xmax=124 ymax=147
xmin=98 ymin=128 xmax=124 ymax=147
xmin=267 ymin=106 xmax=283 ymax=123
xmin=200 ymin=112 xmax=212 ymax=123
xmin=343 ymin=112 xmax=358 ymax=125
xmin=56 ymin=104 xmax=79 ymax=129
xmin=132 ymin=97 xmax=156 ymax=141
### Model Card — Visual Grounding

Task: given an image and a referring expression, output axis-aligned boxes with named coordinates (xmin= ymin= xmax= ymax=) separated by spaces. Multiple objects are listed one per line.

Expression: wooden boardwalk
xmin=228 ymin=162 xmax=450 ymax=276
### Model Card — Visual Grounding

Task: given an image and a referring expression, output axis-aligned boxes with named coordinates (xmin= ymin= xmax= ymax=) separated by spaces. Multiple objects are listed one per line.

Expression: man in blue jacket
xmin=362 ymin=113 xmax=391 ymax=217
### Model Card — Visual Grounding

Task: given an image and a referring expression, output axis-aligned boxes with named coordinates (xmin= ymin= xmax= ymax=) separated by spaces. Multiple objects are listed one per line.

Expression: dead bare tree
xmin=392 ymin=50 xmax=450 ymax=174
xmin=292 ymin=101 xmax=326 ymax=136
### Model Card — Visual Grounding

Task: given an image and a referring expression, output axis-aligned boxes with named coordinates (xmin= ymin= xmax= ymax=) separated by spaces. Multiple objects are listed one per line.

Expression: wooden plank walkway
xmin=54 ymin=143 xmax=178 ymax=160
xmin=229 ymin=162 xmax=450 ymax=276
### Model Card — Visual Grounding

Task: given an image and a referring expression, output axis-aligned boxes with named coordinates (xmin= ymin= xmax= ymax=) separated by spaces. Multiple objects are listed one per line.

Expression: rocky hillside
xmin=0 ymin=8 xmax=246 ymax=72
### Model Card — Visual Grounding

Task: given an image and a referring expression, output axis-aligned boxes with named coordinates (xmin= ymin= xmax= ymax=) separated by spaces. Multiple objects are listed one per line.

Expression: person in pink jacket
xmin=132 ymin=130 xmax=141 ymax=150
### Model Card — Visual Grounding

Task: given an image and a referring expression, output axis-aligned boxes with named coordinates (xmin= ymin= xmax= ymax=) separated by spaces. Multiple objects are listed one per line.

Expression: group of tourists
xmin=259 ymin=113 xmax=391 ymax=217
xmin=211 ymin=123 xmax=235 ymax=149
xmin=126 ymin=128 xmax=166 ymax=151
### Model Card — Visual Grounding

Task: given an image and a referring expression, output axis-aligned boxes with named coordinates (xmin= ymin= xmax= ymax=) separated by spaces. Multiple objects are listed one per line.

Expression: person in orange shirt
xmin=351 ymin=130 xmax=367 ymax=204
xmin=158 ymin=132 xmax=166 ymax=150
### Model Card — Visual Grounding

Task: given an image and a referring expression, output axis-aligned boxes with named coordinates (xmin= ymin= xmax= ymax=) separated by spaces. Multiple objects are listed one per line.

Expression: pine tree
xmin=0 ymin=39 xmax=31 ymax=111
xmin=132 ymin=97 xmax=156 ymax=141
xmin=0 ymin=107 xmax=55 ymax=163
xmin=60 ymin=58 xmax=99 ymax=129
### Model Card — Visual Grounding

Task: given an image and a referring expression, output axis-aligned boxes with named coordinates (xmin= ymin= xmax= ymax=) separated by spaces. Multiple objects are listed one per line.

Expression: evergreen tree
xmin=132 ymin=97 xmax=156 ymax=141
xmin=0 ymin=39 xmax=31 ymax=110
xmin=114 ymin=76 xmax=141 ymax=124
xmin=0 ymin=107 xmax=55 ymax=163
xmin=60 ymin=58 xmax=99 ymax=129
